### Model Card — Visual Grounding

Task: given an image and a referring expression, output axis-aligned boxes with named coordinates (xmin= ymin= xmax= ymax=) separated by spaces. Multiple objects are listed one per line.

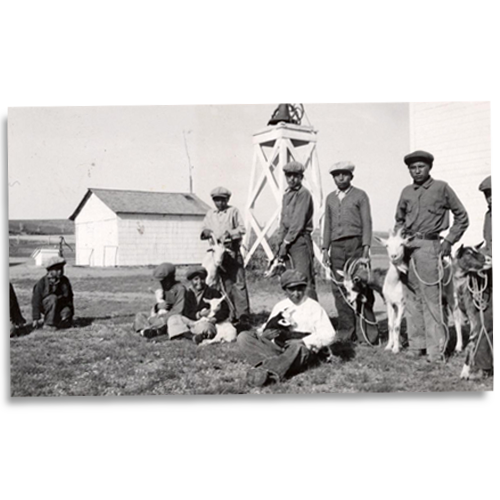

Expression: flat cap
xmin=210 ymin=186 xmax=232 ymax=199
xmin=152 ymin=262 xmax=176 ymax=281
xmin=404 ymin=150 xmax=434 ymax=166
xmin=283 ymin=161 xmax=305 ymax=174
xmin=280 ymin=269 xmax=308 ymax=289
xmin=479 ymin=175 xmax=491 ymax=192
xmin=186 ymin=265 xmax=208 ymax=281
xmin=329 ymin=161 xmax=355 ymax=175
xmin=46 ymin=256 xmax=66 ymax=270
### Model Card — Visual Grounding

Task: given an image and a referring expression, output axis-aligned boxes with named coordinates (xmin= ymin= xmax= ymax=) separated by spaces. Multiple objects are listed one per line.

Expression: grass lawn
xmin=9 ymin=259 xmax=493 ymax=396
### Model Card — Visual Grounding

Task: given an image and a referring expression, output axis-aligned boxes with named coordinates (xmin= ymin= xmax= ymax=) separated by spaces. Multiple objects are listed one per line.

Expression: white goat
xmin=202 ymin=236 xmax=226 ymax=287
xmin=377 ymin=228 xmax=464 ymax=354
xmin=198 ymin=295 xmax=237 ymax=346
xmin=375 ymin=228 xmax=410 ymax=354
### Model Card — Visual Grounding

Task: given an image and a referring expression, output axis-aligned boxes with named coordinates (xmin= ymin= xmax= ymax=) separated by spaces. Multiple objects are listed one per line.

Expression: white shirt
xmin=336 ymin=185 xmax=352 ymax=202
xmin=268 ymin=297 xmax=336 ymax=350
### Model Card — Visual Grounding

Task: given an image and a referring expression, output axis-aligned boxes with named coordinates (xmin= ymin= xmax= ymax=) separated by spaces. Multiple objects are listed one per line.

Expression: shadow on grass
xmin=73 ymin=314 xmax=136 ymax=327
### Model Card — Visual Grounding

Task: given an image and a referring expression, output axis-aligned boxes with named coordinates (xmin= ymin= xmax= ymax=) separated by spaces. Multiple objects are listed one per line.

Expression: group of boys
xmin=10 ymin=150 xmax=493 ymax=387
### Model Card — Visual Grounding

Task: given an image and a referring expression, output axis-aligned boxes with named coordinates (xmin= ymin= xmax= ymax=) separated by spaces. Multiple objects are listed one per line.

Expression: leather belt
xmin=410 ymin=232 xmax=441 ymax=241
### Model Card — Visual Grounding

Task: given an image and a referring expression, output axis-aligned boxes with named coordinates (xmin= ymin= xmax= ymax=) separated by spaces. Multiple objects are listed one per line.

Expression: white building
xmin=69 ymin=188 xmax=211 ymax=266
xmin=31 ymin=247 xmax=60 ymax=267
xmin=409 ymin=102 xmax=490 ymax=246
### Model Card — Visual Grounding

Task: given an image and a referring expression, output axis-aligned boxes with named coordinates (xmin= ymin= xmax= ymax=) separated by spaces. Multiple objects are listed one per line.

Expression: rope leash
xmin=467 ymin=273 xmax=494 ymax=364
xmin=410 ymin=254 xmax=450 ymax=361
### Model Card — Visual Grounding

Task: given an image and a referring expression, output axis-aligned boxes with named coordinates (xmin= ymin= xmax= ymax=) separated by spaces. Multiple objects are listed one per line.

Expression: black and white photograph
xmin=7 ymin=102 xmax=492 ymax=395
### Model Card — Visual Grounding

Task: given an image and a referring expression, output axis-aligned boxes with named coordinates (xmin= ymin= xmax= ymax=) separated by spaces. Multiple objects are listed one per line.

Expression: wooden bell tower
xmin=242 ymin=121 xmax=324 ymax=267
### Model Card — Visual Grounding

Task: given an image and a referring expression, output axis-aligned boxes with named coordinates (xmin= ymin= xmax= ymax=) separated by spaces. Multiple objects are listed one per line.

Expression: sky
xmin=8 ymin=103 xmax=409 ymax=232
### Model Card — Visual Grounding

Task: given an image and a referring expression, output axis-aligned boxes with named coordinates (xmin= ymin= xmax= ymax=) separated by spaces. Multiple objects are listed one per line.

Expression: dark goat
xmin=454 ymin=244 xmax=493 ymax=379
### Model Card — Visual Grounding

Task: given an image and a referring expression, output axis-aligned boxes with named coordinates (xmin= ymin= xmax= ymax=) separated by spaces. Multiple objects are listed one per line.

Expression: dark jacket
xmin=152 ymin=281 xmax=186 ymax=317
xmin=183 ymin=285 xmax=229 ymax=323
xmin=32 ymin=275 xmax=74 ymax=321
xmin=276 ymin=185 xmax=314 ymax=246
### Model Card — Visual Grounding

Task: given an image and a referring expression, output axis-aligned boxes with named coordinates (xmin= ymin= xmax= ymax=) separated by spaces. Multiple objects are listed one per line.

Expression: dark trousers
xmin=220 ymin=250 xmax=250 ymax=321
xmin=287 ymin=233 xmax=317 ymax=301
xmin=328 ymin=236 xmax=378 ymax=343
xmin=237 ymin=330 xmax=316 ymax=380
xmin=471 ymin=287 xmax=493 ymax=372
xmin=42 ymin=295 xmax=73 ymax=327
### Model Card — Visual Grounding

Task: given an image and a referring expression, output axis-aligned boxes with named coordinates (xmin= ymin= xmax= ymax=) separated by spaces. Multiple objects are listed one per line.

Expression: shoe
xmin=140 ymin=328 xmax=157 ymax=339
xmin=246 ymin=368 xmax=271 ymax=387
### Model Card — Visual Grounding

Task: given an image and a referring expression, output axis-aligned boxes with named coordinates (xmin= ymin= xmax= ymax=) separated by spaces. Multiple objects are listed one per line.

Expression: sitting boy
xmin=180 ymin=265 xmax=233 ymax=343
xmin=32 ymin=256 xmax=74 ymax=330
xmin=133 ymin=262 xmax=186 ymax=339
xmin=237 ymin=269 xmax=336 ymax=387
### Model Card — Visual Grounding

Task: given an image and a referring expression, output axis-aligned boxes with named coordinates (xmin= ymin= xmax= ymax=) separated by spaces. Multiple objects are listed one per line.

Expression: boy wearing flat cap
xmin=322 ymin=161 xmax=378 ymax=344
xmin=178 ymin=265 xmax=233 ymax=342
xmin=133 ymin=262 xmax=187 ymax=339
xmin=395 ymin=150 xmax=469 ymax=362
xmin=276 ymin=161 xmax=317 ymax=300
xmin=237 ymin=269 xmax=336 ymax=387
xmin=466 ymin=175 xmax=495 ymax=380
xmin=201 ymin=186 xmax=250 ymax=326
xmin=32 ymin=256 xmax=74 ymax=330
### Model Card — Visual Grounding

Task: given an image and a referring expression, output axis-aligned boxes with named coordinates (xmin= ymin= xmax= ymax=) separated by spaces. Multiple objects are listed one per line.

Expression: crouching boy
xmin=32 ymin=256 xmax=74 ymax=330
xmin=237 ymin=270 xmax=336 ymax=387
xmin=133 ymin=262 xmax=187 ymax=339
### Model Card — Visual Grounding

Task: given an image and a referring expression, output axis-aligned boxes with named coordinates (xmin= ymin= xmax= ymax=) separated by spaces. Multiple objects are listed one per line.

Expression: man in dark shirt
xmin=322 ymin=161 xmax=378 ymax=344
xmin=478 ymin=175 xmax=492 ymax=256
xmin=133 ymin=262 xmax=187 ymax=339
xmin=395 ymin=150 xmax=469 ymax=363
xmin=32 ymin=256 xmax=74 ymax=330
xmin=276 ymin=161 xmax=317 ymax=300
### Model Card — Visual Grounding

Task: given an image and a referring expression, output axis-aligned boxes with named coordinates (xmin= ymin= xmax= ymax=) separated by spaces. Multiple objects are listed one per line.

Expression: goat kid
xmin=264 ymin=256 xmax=287 ymax=278
xmin=453 ymin=244 xmax=493 ymax=379
xmin=202 ymin=237 xmax=226 ymax=287
xmin=258 ymin=308 xmax=300 ymax=348
xmin=197 ymin=295 xmax=238 ymax=345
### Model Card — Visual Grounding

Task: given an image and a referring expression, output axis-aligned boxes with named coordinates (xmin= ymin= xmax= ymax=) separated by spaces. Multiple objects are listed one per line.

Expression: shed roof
xmin=69 ymin=188 xmax=211 ymax=220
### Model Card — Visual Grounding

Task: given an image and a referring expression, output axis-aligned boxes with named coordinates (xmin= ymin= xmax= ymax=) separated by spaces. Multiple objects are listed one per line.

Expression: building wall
xmin=409 ymin=102 xmax=490 ymax=245
xmin=74 ymin=194 xmax=118 ymax=266
xmin=117 ymin=214 xmax=208 ymax=266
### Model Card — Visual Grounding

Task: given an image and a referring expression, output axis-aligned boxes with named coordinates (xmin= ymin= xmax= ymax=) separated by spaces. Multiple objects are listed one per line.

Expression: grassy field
xmin=9 ymin=244 xmax=493 ymax=396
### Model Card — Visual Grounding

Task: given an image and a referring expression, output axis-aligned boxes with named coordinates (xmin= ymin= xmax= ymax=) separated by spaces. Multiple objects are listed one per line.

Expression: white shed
xmin=409 ymin=102 xmax=490 ymax=246
xmin=69 ymin=188 xmax=211 ymax=266
xmin=31 ymin=247 xmax=60 ymax=267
